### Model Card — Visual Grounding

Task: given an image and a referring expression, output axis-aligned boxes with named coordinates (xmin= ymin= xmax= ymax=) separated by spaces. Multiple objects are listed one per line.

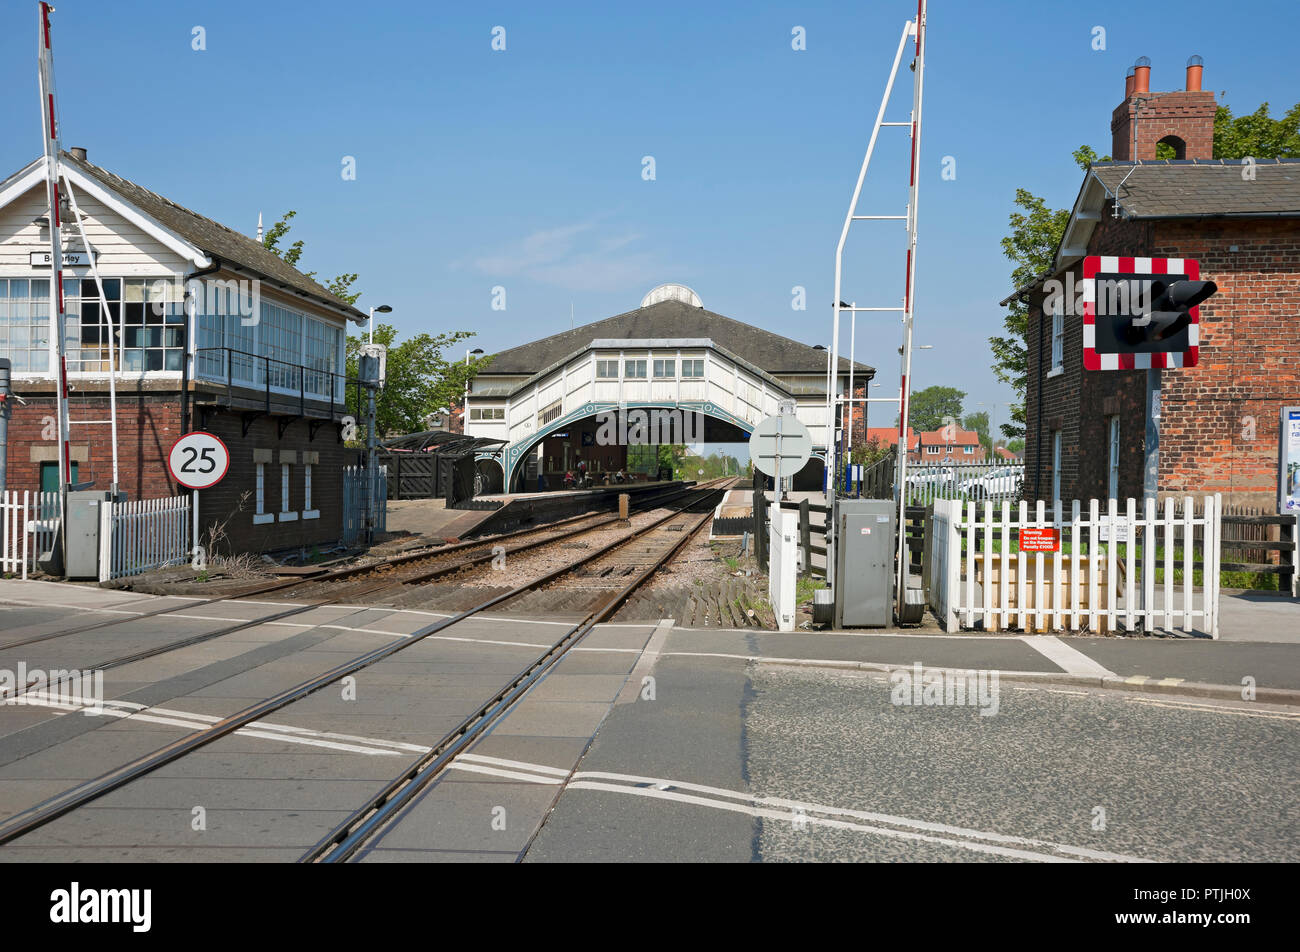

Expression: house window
xmin=0 ymin=279 xmax=51 ymax=372
xmin=596 ymin=359 xmax=619 ymax=378
xmin=304 ymin=318 xmax=342 ymax=398
xmin=653 ymin=359 xmax=675 ymax=378
xmin=254 ymin=463 xmax=274 ymax=524
xmin=1108 ymin=416 xmax=1120 ymax=500
xmin=1050 ymin=299 xmax=1064 ymax=373
xmin=261 ymin=301 xmax=303 ymax=390
xmin=303 ymin=464 xmax=319 ymax=520
xmin=624 ymin=359 xmax=647 ymax=379
xmin=1052 ymin=430 xmax=1062 ymax=502
xmin=963 ymin=446 xmax=974 ymax=455
xmin=122 ymin=278 xmax=185 ymax=372
xmin=681 ymin=359 xmax=705 ymax=378
xmin=279 ymin=463 xmax=298 ymax=521
xmin=926 ymin=445 xmax=940 ymax=455
xmin=470 ymin=407 xmax=505 ymax=421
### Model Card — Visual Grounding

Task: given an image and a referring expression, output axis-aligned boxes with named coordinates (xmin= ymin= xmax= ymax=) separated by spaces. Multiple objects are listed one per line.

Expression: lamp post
xmin=368 ymin=304 xmax=391 ymax=345
xmin=365 ymin=305 xmax=392 ymax=544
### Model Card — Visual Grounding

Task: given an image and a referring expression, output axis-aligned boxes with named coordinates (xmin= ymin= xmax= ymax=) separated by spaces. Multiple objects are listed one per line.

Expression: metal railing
xmin=194 ymin=347 xmax=356 ymax=419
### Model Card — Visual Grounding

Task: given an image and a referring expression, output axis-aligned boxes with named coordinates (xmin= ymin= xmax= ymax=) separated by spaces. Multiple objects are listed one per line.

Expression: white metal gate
xmin=0 ymin=491 xmax=60 ymax=580
xmin=929 ymin=495 xmax=1222 ymax=637
xmin=98 ymin=495 xmax=191 ymax=582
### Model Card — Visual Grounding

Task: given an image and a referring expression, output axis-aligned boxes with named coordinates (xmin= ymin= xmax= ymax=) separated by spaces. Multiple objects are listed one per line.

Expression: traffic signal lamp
xmin=1123 ymin=278 xmax=1218 ymax=346
xmin=1082 ymin=256 xmax=1215 ymax=370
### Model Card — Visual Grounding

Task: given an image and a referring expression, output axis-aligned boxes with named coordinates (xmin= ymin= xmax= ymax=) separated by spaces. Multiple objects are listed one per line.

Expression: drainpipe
xmin=1035 ymin=302 xmax=1045 ymax=501
xmin=0 ymin=359 xmax=10 ymax=494
xmin=182 ymin=256 xmax=222 ymax=435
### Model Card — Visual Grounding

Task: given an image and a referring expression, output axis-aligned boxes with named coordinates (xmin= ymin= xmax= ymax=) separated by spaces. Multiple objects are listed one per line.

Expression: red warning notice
xmin=1019 ymin=528 xmax=1060 ymax=552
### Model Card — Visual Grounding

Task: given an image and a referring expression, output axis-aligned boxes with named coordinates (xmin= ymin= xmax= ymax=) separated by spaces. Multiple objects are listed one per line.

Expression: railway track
xmin=0 ymin=479 xmax=726 ymax=703
xmin=0 ymin=479 xmax=733 ymax=851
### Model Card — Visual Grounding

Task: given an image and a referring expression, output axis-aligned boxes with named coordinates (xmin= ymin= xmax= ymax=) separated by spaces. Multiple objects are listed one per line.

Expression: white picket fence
xmin=98 ymin=495 xmax=191 ymax=582
xmin=928 ymin=495 xmax=1222 ymax=637
xmin=0 ymin=491 xmax=61 ymax=580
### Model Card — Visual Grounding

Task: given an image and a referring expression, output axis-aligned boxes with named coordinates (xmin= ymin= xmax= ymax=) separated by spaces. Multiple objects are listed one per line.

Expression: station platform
xmin=385 ymin=480 xmax=692 ymax=543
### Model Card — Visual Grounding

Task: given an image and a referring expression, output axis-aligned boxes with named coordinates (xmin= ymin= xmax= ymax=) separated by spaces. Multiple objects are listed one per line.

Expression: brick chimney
xmin=1111 ymin=55 xmax=1217 ymax=161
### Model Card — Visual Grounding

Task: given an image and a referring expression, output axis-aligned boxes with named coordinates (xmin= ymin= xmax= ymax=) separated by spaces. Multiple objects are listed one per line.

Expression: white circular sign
xmin=750 ymin=414 xmax=812 ymax=478
xmin=168 ymin=431 xmax=230 ymax=490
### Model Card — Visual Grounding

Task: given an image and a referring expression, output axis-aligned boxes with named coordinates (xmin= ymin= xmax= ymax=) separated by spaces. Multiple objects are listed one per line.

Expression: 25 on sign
xmin=167 ymin=432 xmax=230 ymax=490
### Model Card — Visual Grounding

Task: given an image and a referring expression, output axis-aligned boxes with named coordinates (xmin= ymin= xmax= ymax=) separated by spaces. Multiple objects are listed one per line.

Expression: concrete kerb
xmin=697 ymin=655 xmax=1300 ymax=707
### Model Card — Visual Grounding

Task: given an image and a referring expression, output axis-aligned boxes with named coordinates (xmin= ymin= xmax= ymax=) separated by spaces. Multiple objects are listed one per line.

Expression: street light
xmin=368 ymin=304 xmax=392 ymax=345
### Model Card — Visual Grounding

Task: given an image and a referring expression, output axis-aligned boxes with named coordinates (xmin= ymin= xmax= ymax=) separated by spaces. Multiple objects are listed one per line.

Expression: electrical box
xmin=65 ymin=489 xmax=127 ymax=580
xmin=834 ymin=498 xmax=896 ymax=628
xmin=360 ymin=343 xmax=387 ymax=387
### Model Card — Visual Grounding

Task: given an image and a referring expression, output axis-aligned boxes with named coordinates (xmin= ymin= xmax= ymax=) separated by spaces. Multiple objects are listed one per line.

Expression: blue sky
xmin=2 ymin=0 xmax=1297 ymax=439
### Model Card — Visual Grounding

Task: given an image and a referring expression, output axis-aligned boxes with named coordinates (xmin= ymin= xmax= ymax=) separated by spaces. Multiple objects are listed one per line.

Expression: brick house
xmin=916 ymin=426 xmax=986 ymax=464
xmin=1004 ymin=58 xmax=1300 ymax=508
xmin=0 ymin=149 xmax=367 ymax=555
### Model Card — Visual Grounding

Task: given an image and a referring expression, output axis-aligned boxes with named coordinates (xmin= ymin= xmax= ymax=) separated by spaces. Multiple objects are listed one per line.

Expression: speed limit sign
xmin=167 ymin=431 xmax=230 ymax=490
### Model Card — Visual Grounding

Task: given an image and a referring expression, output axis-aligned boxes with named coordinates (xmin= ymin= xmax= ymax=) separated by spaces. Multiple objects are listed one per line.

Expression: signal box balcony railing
xmin=194 ymin=347 xmax=360 ymax=422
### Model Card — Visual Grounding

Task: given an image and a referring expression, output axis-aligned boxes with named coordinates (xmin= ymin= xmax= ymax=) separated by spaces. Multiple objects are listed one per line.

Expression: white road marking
xmin=447 ymin=753 xmax=1152 ymax=863
xmin=1020 ymin=636 xmax=1117 ymax=678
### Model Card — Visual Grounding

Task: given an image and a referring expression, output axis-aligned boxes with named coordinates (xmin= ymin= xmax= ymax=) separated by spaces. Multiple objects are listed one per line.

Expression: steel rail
xmin=0 ymin=483 xmax=712 ymax=707
xmin=301 ymin=492 xmax=726 ymax=862
xmin=0 ymin=482 xmax=732 ymax=847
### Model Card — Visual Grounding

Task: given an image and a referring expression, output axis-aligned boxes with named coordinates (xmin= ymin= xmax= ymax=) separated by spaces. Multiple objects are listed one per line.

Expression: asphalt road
xmin=525 ymin=657 xmax=1299 ymax=862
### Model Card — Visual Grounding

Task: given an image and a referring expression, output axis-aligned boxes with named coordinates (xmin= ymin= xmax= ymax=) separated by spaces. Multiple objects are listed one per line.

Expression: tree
xmin=1005 ymin=437 xmax=1025 ymax=455
xmin=1214 ymin=102 xmax=1300 ymax=159
xmin=905 ymin=385 xmax=966 ymax=433
xmin=263 ymin=210 xmax=360 ymax=305
xmin=962 ymin=411 xmax=992 ymax=455
xmin=989 ymin=148 xmax=1104 ymax=440
xmin=850 ymin=435 xmax=893 ymax=467
xmin=345 ymin=323 xmax=490 ymax=439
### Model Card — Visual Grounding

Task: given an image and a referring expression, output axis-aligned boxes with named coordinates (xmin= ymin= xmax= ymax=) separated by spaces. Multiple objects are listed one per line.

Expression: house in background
xmin=0 ymin=149 xmax=366 ymax=554
xmin=1004 ymin=57 xmax=1300 ymax=508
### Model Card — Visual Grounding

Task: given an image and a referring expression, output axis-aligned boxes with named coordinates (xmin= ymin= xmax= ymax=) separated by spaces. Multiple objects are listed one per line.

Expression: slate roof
xmin=481 ymin=299 xmax=871 ymax=376
xmin=1091 ymin=158 xmax=1300 ymax=219
xmin=57 ymin=151 xmax=367 ymax=323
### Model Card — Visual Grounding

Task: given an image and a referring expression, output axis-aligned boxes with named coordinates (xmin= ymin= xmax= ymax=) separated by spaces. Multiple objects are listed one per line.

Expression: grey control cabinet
xmin=65 ymin=490 xmax=126 ymax=580
xmin=834 ymin=499 xmax=896 ymax=628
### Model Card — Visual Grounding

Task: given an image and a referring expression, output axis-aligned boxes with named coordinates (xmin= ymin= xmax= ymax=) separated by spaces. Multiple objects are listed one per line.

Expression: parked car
xmin=958 ymin=466 xmax=1024 ymax=500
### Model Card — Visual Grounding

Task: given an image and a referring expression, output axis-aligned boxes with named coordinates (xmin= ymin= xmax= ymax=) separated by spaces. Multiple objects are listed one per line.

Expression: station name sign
xmin=29 ymin=251 xmax=92 ymax=267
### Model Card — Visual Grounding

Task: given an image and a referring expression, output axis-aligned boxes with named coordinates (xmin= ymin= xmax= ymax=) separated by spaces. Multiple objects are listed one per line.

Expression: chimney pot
xmin=69 ymin=146 xmax=87 ymax=162
xmin=1125 ymin=67 xmax=1136 ymax=98
xmin=1133 ymin=56 xmax=1151 ymax=94
xmin=1186 ymin=54 xmax=1204 ymax=91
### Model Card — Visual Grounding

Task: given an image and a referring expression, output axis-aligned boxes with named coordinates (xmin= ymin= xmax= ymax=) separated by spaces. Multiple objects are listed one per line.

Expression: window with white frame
xmin=254 ymin=463 xmax=274 ymax=524
xmin=926 ymin=445 xmax=941 ymax=455
xmin=1050 ymin=298 xmax=1064 ymax=373
xmin=470 ymin=407 xmax=505 ymax=420
xmin=304 ymin=318 xmax=341 ymax=398
xmin=0 ymin=279 xmax=51 ymax=372
xmin=653 ymin=359 xmax=675 ymax=378
xmin=1052 ymin=430 xmax=1062 ymax=502
xmin=122 ymin=278 xmax=185 ymax=372
xmin=1108 ymin=416 xmax=1120 ymax=500
xmin=303 ymin=463 xmax=318 ymax=519
xmin=262 ymin=301 xmax=302 ymax=390
xmin=624 ymin=359 xmax=647 ymax=379
xmin=596 ymin=359 xmax=619 ymax=378
xmin=963 ymin=445 xmax=974 ymax=454
xmin=681 ymin=358 xmax=704 ymax=378
xmin=279 ymin=462 xmax=297 ymax=521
